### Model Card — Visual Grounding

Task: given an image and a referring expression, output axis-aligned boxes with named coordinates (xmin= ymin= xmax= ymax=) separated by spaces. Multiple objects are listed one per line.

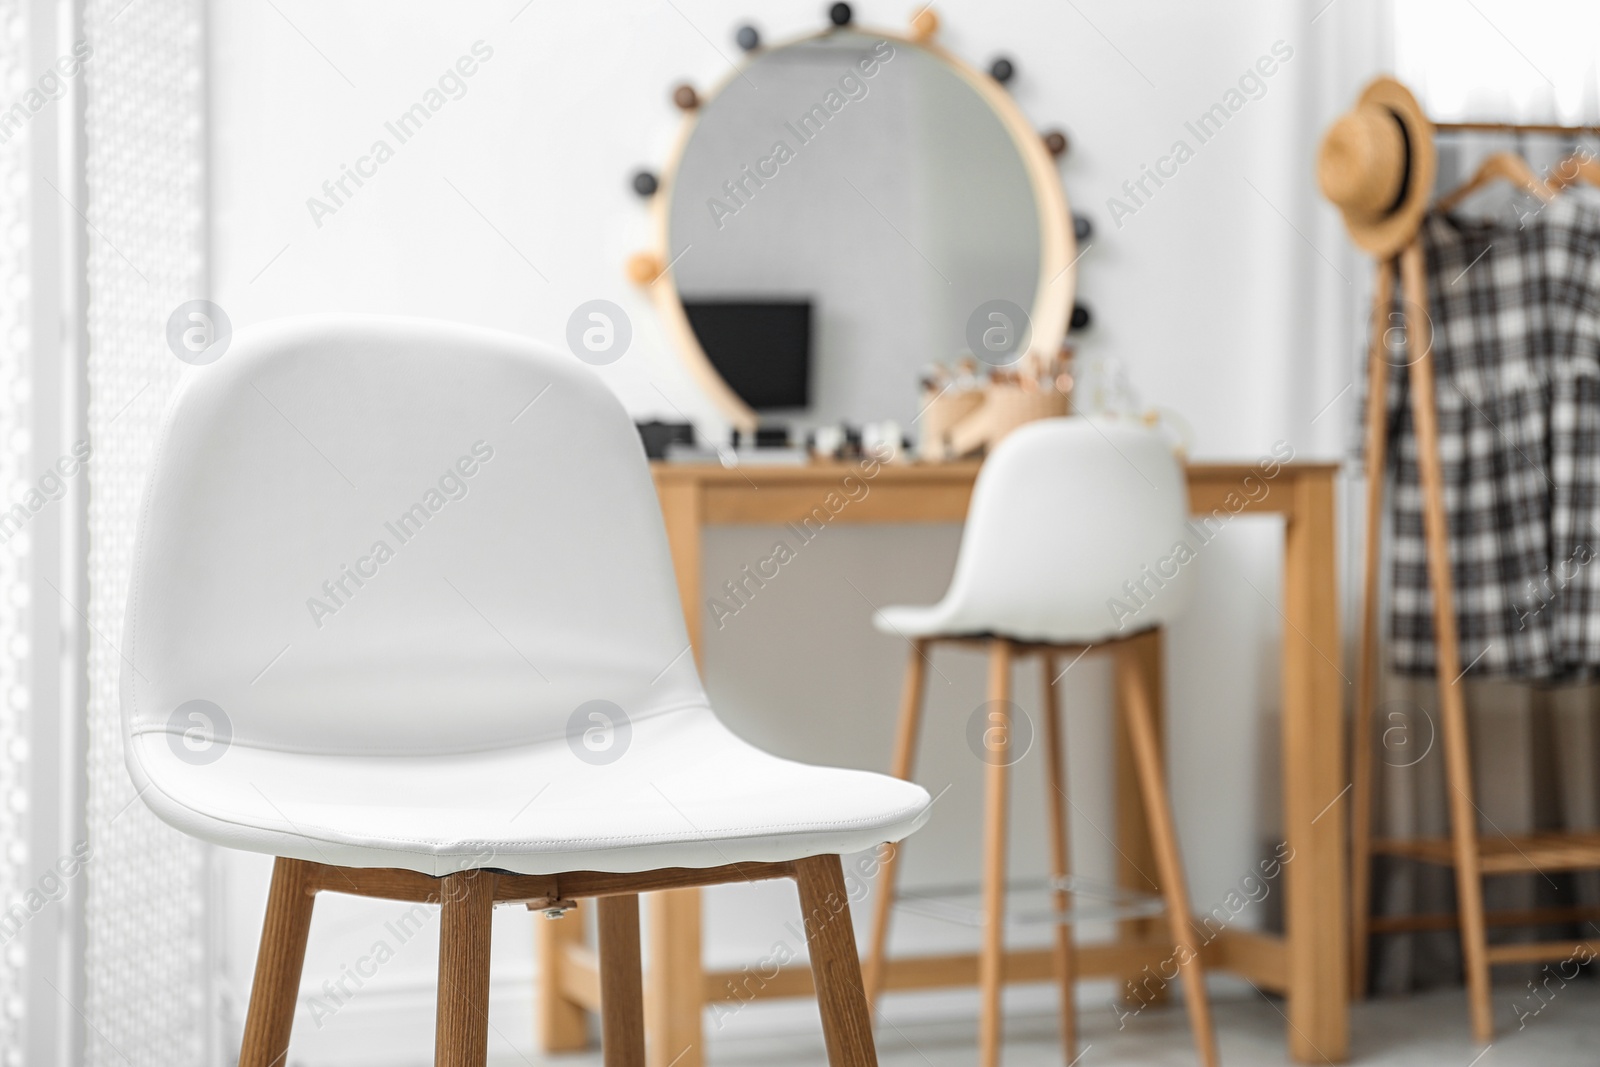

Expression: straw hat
xmin=1318 ymin=77 xmax=1435 ymax=258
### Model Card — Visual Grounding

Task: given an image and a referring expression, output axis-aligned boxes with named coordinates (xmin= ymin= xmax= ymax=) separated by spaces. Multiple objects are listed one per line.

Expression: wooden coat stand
xmin=1344 ymin=112 xmax=1600 ymax=1044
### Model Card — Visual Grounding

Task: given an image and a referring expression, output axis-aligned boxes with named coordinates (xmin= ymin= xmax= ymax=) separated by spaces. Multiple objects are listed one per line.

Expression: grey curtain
xmin=1367 ymin=675 xmax=1600 ymax=993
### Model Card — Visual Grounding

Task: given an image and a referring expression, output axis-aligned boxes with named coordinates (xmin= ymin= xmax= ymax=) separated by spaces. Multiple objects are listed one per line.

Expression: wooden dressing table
xmin=537 ymin=458 xmax=1348 ymax=1065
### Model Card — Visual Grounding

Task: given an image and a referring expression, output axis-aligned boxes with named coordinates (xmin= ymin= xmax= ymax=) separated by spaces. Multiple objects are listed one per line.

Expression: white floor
xmin=482 ymin=983 xmax=1600 ymax=1067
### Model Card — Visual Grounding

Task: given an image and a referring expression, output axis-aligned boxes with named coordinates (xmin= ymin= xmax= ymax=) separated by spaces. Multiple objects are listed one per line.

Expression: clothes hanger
xmin=1546 ymin=149 xmax=1600 ymax=191
xmin=1436 ymin=151 xmax=1555 ymax=212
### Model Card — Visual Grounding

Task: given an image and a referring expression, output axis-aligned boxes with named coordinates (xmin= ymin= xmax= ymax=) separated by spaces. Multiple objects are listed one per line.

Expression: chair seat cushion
xmin=869 ymin=418 xmax=1195 ymax=646
xmin=874 ymin=603 xmax=1138 ymax=646
xmin=128 ymin=707 xmax=931 ymax=876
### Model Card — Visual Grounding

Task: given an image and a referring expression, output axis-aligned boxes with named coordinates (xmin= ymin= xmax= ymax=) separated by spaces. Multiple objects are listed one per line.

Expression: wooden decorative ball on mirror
xmin=909 ymin=8 xmax=939 ymax=41
xmin=672 ymin=83 xmax=699 ymax=110
xmin=1043 ymin=129 xmax=1069 ymax=157
xmin=989 ymin=56 xmax=1015 ymax=85
xmin=828 ymin=2 xmax=852 ymax=27
xmin=735 ymin=24 xmax=760 ymax=51
xmin=626 ymin=252 xmax=663 ymax=286
xmin=632 ymin=170 xmax=659 ymax=198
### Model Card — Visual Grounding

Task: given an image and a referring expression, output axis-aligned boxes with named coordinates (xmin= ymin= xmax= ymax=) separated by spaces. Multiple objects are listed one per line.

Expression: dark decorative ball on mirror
xmin=828 ymin=3 xmax=852 ymax=27
xmin=632 ymin=170 xmax=659 ymax=198
xmin=736 ymin=24 xmax=760 ymax=51
xmin=1043 ymin=129 xmax=1069 ymax=157
xmin=672 ymin=83 xmax=699 ymax=110
xmin=1070 ymin=303 xmax=1092 ymax=331
xmin=1073 ymin=213 xmax=1092 ymax=241
xmin=989 ymin=56 xmax=1015 ymax=84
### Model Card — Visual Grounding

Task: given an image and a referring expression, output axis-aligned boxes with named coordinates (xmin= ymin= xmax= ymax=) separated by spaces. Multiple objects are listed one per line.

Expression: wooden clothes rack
xmin=1434 ymin=121 xmax=1600 ymax=136
xmin=1347 ymin=112 xmax=1600 ymax=1045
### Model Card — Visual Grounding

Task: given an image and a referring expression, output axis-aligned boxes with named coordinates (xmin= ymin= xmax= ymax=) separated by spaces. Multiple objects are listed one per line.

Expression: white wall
xmin=207 ymin=1 xmax=1383 ymax=1061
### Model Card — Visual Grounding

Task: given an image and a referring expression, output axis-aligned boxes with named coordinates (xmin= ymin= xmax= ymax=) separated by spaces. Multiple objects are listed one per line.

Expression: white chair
xmin=120 ymin=316 xmax=931 ymax=1067
xmin=861 ymin=416 xmax=1218 ymax=1067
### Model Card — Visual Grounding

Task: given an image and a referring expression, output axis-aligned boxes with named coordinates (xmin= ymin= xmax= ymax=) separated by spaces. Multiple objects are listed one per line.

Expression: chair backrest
xmin=121 ymin=316 xmax=706 ymax=758
xmin=941 ymin=416 xmax=1193 ymax=640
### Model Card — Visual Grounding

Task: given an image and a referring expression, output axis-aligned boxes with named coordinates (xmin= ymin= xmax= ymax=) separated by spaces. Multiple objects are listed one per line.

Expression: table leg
xmin=1282 ymin=469 xmax=1349 ymax=1062
xmin=536 ymin=908 xmax=590 ymax=1051
xmin=645 ymin=889 xmax=704 ymax=1067
xmin=648 ymin=479 xmax=709 ymax=1067
xmin=657 ymin=478 xmax=705 ymax=663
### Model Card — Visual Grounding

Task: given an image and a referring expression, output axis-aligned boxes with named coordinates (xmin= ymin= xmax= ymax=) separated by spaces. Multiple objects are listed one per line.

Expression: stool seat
xmin=871 ymin=605 xmax=1145 ymax=646
xmin=874 ymin=417 xmax=1192 ymax=645
xmin=132 ymin=706 xmax=931 ymax=876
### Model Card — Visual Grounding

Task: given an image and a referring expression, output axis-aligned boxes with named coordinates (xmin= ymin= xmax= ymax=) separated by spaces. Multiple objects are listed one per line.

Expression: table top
xmin=651 ymin=458 xmax=1340 ymax=525
xmin=651 ymin=458 xmax=1341 ymax=483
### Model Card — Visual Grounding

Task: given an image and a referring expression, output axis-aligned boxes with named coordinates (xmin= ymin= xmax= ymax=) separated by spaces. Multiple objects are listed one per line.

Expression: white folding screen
xmin=0 ymin=0 xmax=35 ymax=1057
xmin=2 ymin=0 xmax=92 ymax=1060
xmin=82 ymin=0 xmax=211 ymax=1063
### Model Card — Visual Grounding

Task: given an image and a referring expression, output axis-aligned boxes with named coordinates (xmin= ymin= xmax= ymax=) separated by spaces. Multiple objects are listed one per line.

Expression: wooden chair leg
xmin=979 ymin=638 xmax=1014 ymax=1067
xmin=1040 ymin=654 xmax=1078 ymax=1062
xmin=1350 ymin=255 xmax=1395 ymax=1000
xmin=239 ymin=857 xmax=317 ymax=1067
xmin=1401 ymin=240 xmax=1494 ymax=1042
xmin=795 ymin=854 xmax=879 ymax=1067
xmin=599 ymin=895 xmax=646 ymax=1067
xmin=436 ymin=870 xmax=496 ymax=1067
xmin=1121 ymin=632 xmax=1219 ymax=1067
xmin=863 ymin=638 xmax=930 ymax=1008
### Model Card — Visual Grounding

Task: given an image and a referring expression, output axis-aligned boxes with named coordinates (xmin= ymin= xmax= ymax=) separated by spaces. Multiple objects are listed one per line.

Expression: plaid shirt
xmin=1384 ymin=190 xmax=1600 ymax=682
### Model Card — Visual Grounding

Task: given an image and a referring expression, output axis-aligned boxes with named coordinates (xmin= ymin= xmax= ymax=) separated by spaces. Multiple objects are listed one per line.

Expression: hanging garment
xmin=1548 ymin=190 xmax=1600 ymax=675
xmin=1384 ymin=190 xmax=1600 ymax=682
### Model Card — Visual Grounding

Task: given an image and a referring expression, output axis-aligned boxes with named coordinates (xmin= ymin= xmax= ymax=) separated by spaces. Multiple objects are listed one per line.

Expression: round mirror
xmin=650 ymin=26 xmax=1074 ymax=432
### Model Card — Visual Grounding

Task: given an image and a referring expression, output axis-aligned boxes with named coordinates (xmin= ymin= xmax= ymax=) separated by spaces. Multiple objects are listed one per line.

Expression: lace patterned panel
xmin=82 ymin=0 xmax=210 ymax=1063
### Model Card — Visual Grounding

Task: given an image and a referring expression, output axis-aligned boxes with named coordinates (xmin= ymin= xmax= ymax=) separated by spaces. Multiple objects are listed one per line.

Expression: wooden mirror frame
xmin=629 ymin=14 xmax=1077 ymax=432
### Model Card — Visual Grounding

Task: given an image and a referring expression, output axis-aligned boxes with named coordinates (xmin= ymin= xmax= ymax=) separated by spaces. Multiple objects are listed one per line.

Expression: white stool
xmin=120 ymin=316 xmax=931 ymax=1067
xmin=862 ymin=417 xmax=1218 ymax=1067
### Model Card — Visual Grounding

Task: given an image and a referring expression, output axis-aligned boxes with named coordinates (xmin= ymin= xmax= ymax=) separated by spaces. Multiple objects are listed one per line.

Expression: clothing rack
xmin=1434 ymin=120 xmax=1600 ymax=136
xmin=1345 ymin=107 xmax=1600 ymax=1046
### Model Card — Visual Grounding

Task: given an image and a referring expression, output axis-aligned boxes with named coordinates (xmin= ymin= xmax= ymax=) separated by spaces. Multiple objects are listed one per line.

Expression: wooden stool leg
xmin=1115 ymin=630 xmax=1166 ymax=1007
xmin=795 ymin=854 xmax=879 ymax=1067
xmin=863 ymin=638 xmax=930 ymax=1008
xmin=1036 ymin=655 xmax=1075 ymax=1062
xmin=1401 ymin=240 xmax=1493 ymax=1042
xmin=436 ymin=870 xmax=496 ymax=1067
xmin=979 ymin=638 xmax=1014 ymax=1067
xmin=1040 ymin=654 xmax=1078 ymax=1061
xmin=1350 ymin=255 xmax=1395 ymax=1000
xmin=599 ymin=895 xmax=646 ymax=1067
xmin=239 ymin=858 xmax=317 ymax=1067
xmin=1121 ymin=632 xmax=1219 ymax=1067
